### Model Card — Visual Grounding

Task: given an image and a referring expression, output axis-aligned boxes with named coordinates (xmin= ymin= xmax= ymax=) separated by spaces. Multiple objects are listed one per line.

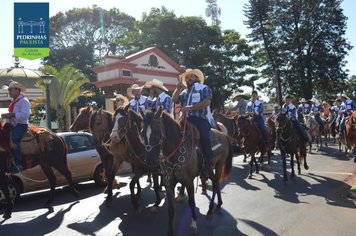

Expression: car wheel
xmin=0 ymin=178 xmax=21 ymax=206
xmin=94 ymin=164 xmax=107 ymax=187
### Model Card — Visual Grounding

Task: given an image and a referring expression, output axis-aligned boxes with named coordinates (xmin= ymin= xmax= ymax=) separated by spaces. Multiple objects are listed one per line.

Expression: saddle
xmin=10 ymin=126 xmax=52 ymax=155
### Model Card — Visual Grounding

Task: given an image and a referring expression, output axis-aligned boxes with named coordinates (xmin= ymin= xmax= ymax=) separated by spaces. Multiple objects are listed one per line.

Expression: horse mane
xmin=161 ymin=112 xmax=182 ymax=142
xmin=79 ymin=105 xmax=93 ymax=113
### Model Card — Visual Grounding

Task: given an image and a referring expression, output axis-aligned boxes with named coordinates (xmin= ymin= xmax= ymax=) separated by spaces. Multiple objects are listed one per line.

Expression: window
xmin=65 ymin=134 xmax=95 ymax=153
xmin=122 ymin=69 xmax=131 ymax=77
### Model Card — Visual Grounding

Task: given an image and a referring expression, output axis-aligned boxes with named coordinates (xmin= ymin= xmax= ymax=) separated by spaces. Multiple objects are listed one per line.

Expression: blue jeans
xmin=339 ymin=113 xmax=348 ymax=134
xmin=254 ymin=115 xmax=269 ymax=144
xmin=293 ymin=120 xmax=309 ymax=142
xmin=315 ymin=113 xmax=324 ymax=128
xmin=187 ymin=116 xmax=212 ymax=171
xmin=11 ymin=123 xmax=28 ymax=166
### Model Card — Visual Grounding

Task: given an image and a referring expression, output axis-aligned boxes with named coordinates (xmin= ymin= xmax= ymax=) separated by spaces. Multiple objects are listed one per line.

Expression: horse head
xmin=70 ymin=105 xmax=93 ymax=132
xmin=275 ymin=112 xmax=290 ymax=134
xmin=140 ymin=107 xmax=163 ymax=167
xmin=90 ymin=108 xmax=114 ymax=146
xmin=236 ymin=114 xmax=251 ymax=137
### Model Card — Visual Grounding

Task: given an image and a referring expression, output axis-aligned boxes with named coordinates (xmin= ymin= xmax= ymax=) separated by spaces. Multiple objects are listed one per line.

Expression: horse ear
xmin=155 ymin=106 xmax=163 ymax=118
xmin=98 ymin=107 xmax=103 ymax=114
xmin=86 ymin=105 xmax=91 ymax=111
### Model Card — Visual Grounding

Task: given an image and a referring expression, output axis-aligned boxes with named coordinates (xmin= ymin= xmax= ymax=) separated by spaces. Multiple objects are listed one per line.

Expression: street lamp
xmin=42 ymin=73 xmax=54 ymax=129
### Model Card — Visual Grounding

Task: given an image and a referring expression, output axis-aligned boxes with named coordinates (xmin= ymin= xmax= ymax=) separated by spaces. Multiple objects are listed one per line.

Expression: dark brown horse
xmin=236 ymin=114 xmax=272 ymax=178
xmin=275 ymin=113 xmax=309 ymax=182
xmin=0 ymin=122 xmax=79 ymax=218
xmin=142 ymin=108 xmax=233 ymax=235
xmin=265 ymin=116 xmax=277 ymax=150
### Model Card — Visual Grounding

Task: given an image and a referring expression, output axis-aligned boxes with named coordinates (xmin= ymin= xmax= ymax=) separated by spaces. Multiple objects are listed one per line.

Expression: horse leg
xmin=296 ymin=152 xmax=301 ymax=175
xmin=200 ymin=175 xmax=207 ymax=194
xmin=254 ymin=155 xmax=259 ymax=174
xmin=186 ymin=182 xmax=198 ymax=234
xmin=281 ymin=151 xmax=288 ymax=182
xmin=40 ymin=163 xmax=57 ymax=206
xmin=0 ymin=175 xmax=13 ymax=219
xmin=166 ymin=184 xmax=176 ymax=236
xmin=290 ymin=152 xmax=295 ymax=178
xmin=207 ymin=180 xmax=217 ymax=217
xmin=176 ymin=184 xmax=185 ymax=202
xmin=150 ymin=172 xmax=162 ymax=213
xmin=105 ymin=169 xmax=116 ymax=207
xmin=54 ymin=164 xmax=79 ymax=198
xmin=129 ymin=172 xmax=143 ymax=212
xmin=243 ymin=150 xmax=247 ymax=163
xmin=248 ymin=155 xmax=254 ymax=179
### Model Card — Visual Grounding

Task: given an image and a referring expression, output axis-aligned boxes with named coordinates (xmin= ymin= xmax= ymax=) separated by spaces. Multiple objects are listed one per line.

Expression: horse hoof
xmin=149 ymin=206 xmax=158 ymax=213
xmin=243 ymin=159 xmax=247 ymax=163
xmin=175 ymin=194 xmax=185 ymax=203
xmin=201 ymin=190 xmax=207 ymax=195
xmin=190 ymin=220 xmax=198 ymax=234
xmin=304 ymin=165 xmax=309 ymax=170
xmin=248 ymin=175 xmax=253 ymax=179
xmin=206 ymin=211 xmax=213 ymax=220
xmin=3 ymin=212 xmax=11 ymax=219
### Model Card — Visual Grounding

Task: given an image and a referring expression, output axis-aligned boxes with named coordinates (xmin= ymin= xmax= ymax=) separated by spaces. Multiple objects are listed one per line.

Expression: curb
xmin=348 ymin=185 xmax=356 ymax=199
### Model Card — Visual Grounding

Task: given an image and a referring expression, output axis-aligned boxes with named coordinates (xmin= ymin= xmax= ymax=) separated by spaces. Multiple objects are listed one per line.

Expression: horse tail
xmin=220 ymin=136 xmax=233 ymax=183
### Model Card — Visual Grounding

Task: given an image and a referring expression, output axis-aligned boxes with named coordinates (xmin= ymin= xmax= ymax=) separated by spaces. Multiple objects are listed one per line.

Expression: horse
xmin=340 ymin=111 xmax=356 ymax=161
xmin=265 ymin=116 xmax=277 ymax=150
xmin=275 ymin=113 xmax=309 ymax=182
xmin=141 ymin=108 xmax=232 ymax=235
xmin=70 ymin=106 xmax=121 ymax=193
xmin=110 ymin=106 xmax=162 ymax=212
xmin=236 ymin=114 xmax=272 ymax=178
xmin=0 ymin=122 xmax=79 ymax=218
xmin=304 ymin=114 xmax=323 ymax=152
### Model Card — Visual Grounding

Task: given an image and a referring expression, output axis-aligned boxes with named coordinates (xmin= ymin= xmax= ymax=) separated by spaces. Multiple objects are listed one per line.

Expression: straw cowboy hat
xmin=8 ymin=81 xmax=26 ymax=92
xmin=340 ymin=94 xmax=349 ymax=99
xmin=111 ymin=94 xmax=129 ymax=106
xmin=232 ymin=92 xmax=242 ymax=100
xmin=145 ymin=79 xmax=168 ymax=92
xmin=127 ymin=84 xmax=143 ymax=98
xmin=310 ymin=98 xmax=319 ymax=104
xmin=180 ymin=69 xmax=205 ymax=86
xmin=300 ymin=98 xmax=307 ymax=103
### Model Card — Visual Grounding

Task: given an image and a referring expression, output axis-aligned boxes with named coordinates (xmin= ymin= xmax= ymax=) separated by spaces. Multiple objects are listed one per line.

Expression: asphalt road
xmin=1 ymin=142 xmax=355 ymax=236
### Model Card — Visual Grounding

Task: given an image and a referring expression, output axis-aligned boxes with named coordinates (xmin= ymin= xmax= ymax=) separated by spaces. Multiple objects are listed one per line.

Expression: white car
xmin=0 ymin=132 xmax=106 ymax=204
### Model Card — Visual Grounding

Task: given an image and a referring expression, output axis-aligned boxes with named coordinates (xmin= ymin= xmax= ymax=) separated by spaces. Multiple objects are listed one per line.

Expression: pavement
xmin=0 ymin=142 xmax=355 ymax=236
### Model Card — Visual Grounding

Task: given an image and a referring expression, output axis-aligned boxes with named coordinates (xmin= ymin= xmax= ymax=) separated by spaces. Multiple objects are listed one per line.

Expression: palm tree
xmin=39 ymin=65 xmax=89 ymax=131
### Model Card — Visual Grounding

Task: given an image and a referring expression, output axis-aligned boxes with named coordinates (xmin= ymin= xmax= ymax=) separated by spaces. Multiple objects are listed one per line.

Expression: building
xmin=92 ymin=47 xmax=185 ymax=112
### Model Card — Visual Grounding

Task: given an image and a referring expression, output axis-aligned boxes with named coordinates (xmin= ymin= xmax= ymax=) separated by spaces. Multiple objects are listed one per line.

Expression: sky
xmin=0 ymin=0 xmax=355 ymax=75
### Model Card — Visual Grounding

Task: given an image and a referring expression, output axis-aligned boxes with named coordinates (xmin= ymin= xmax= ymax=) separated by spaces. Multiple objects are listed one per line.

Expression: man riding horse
xmin=297 ymin=98 xmax=311 ymax=123
xmin=339 ymin=94 xmax=356 ymax=136
xmin=172 ymin=68 xmax=214 ymax=179
xmin=1 ymin=81 xmax=31 ymax=173
xmin=145 ymin=79 xmax=173 ymax=115
xmin=310 ymin=98 xmax=324 ymax=131
xmin=246 ymin=91 xmax=269 ymax=146
xmin=281 ymin=95 xmax=310 ymax=143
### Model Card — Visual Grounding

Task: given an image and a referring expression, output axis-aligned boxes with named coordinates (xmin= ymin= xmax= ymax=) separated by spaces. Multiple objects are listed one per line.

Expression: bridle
xmin=275 ymin=115 xmax=292 ymax=143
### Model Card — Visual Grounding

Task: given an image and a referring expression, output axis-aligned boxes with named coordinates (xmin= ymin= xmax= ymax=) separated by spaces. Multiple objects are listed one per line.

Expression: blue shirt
xmin=145 ymin=96 xmax=156 ymax=110
xmin=298 ymin=103 xmax=311 ymax=114
xmin=129 ymin=95 xmax=147 ymax=113
xmin=155 ymin=92 xmax=172 ymax=114
xmin=311 ymin=103 xmax=323 ymax=113
xmin=340 ymin=99 xmax=356 ymax=114
xmin=179 ymin=82 xmax=212 ymax=119
xmin=282 ymin=103 xmax=297 ymax=121
xmin=331 ymin=105 xmax=342 ymax=114
xmin=246 ymin=99 xmax=264 ymax=118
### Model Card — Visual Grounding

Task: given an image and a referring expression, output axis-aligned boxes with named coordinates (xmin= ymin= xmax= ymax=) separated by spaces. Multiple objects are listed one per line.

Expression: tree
xmin=44 ymin=6 xmax=136 ymax=81
xmin=244 ymin=0 xmax=352 ymax=102
xmin=40 ymin=65 xmax=89 ymax=131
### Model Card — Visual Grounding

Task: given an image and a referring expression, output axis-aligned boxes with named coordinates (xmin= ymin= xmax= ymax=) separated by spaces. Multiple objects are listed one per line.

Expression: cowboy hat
xmin=8 ymin=81 xmax=26 ymax=92
xmin=127 ymin=84 xmax=143 ymax=98
xmin=111 ymin=94 xmax=129 ymax=105
xmin=310 ymin=98 xmax=319 ymax=104
xmin=232 ymin=92 xmax=243 ymax=99
xmin=300 ymin=98 xmax=307 ymax=103
xmin=144 ymin=79 xmax=168 ymax=92
xmin=180 ymin=69 xmax=204 ymax=86
xmin=340 ymin=94 xmax=349 ymax=99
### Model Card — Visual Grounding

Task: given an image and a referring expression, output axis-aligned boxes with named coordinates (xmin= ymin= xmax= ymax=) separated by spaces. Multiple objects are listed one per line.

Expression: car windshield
xmin=65 ymin=134 xmax=95 ymax=153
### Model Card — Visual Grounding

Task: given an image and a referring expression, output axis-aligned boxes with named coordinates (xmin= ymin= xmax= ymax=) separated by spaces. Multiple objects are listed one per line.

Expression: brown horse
xmin=275 ymin=113 xmax=309 ymax=182
xmin=0 ymin=122 xmax=79 ymax=218
xmin=70 ymin=106 xmax=121 ymax=193
xmin=142 ymin=108 xmax=233 ymax=235
xmin=236 ymin=114 xmax=273 ymax=178
xmin=110 ymin=106 xmax=162 ymax=212
xmin=265 ymin=116 xmax=277 ymax=150
xmin=340 ymin=111 xmax=356 ymax=161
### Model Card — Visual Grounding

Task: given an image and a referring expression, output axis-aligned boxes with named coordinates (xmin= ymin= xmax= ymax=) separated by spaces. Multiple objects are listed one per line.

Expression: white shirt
xmin=10 ymin=95 xmax=31 ymax=126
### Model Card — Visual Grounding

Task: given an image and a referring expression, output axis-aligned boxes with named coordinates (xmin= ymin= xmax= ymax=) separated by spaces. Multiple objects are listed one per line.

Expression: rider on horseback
xmin=172 ymin=68 xmax=214 ymax=179
xmin=127 ymin=84 xmax=147 ymax=113
xmin=309 ymin=98 xmax=324 ymax=132
xmin=339 ymin=94 xmax=356 ymax=136
xmin=145 ymin=79 xmax=173 ymax=116
xmin=246 ymin=91 xmax=269 ymax=146
xmin=297 ymin=98 xmax=311 ymax=123
xmin=281 ymin=95 xmax=310 ymax=143
xmin=331 ymin=98 xmax=342 ymax=126
xmin=1 ymin=81 xmax=31 ymax=173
